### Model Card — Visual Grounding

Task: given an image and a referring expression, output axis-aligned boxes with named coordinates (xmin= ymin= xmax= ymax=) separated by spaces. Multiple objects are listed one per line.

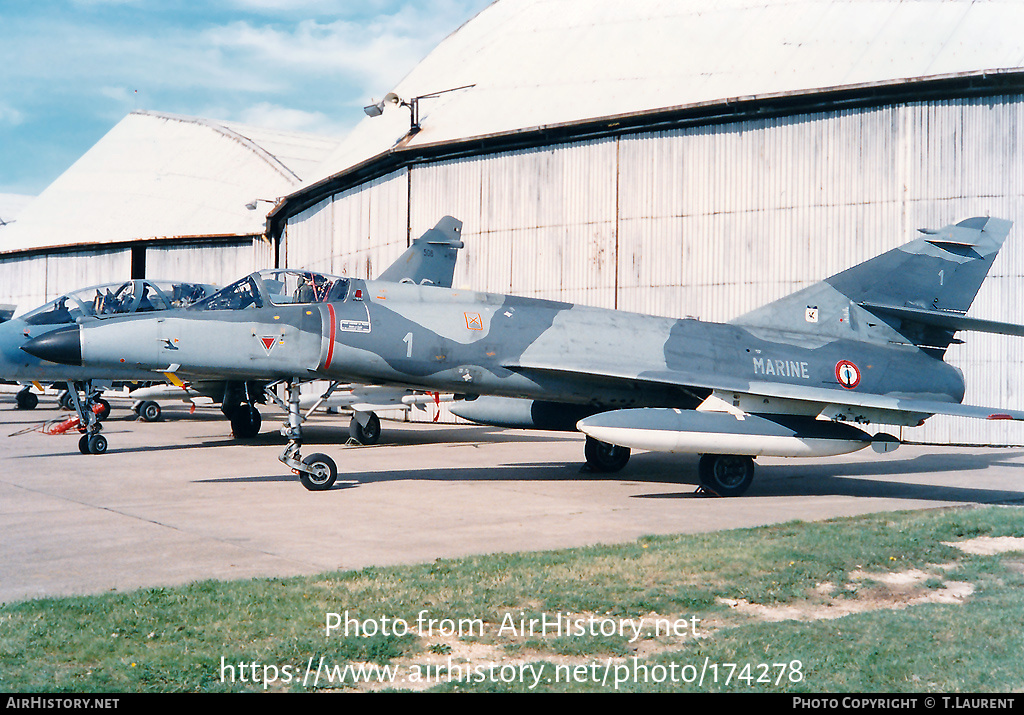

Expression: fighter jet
xmin=120 ymin=216 xmax=465 ymax=441
xmin=16 ymin=216 xmax=465 ymax=453
xmin=26 ymin=216 xmax=1024 ymax=494
xmin=1 ymin=278 xmax=217 ymax=452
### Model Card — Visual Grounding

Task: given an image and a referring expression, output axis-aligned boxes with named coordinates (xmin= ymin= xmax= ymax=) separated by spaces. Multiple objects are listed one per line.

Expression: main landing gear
xmin=581 ymin=435 xmax=756 ymax=497
xmin=228 ymin=403 xmax=262 ymax=438
xmin=697 ymin=454 xmax=755 ymax=497
xmin=583 ymin=436 xmax=631 ymax=473
xmin=60 ymin=388 xmax=110 ymax=420
xmin=349 ymin=411 xmax=381 ymax=445
xmin=221 ymin=382 xmax=263 ymax=438
xmin=276 ymin=378 xmax=340 ymax=491
xmin=15 ymin=387 xmax=38 ymax=410
xmin=133 ymin=400 xmax=162 ymax=422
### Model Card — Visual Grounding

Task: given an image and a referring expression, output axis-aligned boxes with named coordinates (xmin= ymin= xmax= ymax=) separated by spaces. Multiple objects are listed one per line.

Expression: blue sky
xmin=0 ymin=0 xmax=494 ymax=197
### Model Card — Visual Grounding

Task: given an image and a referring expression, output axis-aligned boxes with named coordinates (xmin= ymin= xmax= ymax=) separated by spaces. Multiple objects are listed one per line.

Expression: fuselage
xmin=4 ymin=279 xmax=217 ymax=386
xmin=0 ymin=315 xmax=158 ymax=383
xmin=64 ymin=278 xmax=967 ymax=417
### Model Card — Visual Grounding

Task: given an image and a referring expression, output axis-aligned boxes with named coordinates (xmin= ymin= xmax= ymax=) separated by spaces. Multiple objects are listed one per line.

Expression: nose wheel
xmin=66 ymin=381 xmax=108 ymax=455
xmin=78 ymin=432 xmax=108 ymax=455
xmin=298 ymin=451 xmax=338 ymax=491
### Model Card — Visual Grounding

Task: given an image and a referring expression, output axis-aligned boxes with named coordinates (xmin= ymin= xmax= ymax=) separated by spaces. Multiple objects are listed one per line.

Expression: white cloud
xmin=98 ymin=86 xmax=137 ymax=103
xmin=234 ymin=102 xmax=351 ymax=137
xmin=5 ymin=1 xmax=493 ymax=97
xmin=0 ymin=0 xmax=494 ymax=194
xmin=198 ymin=12 xmax=466 ymax=97
xmin=0 ymin=104 xmax=24 ymax=126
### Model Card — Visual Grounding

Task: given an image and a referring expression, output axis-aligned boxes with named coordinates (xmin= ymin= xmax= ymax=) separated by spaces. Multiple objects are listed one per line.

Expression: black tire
xmin=94 ymin=399 xmax=111 ymax=421
xmin=299 ymin=452 xmax=338 ymax=491
xmin=583 ymin=436 xmax=631 ymax=473
xmin=697 ymin=454 xmax=755 ymax=497
xmin=87 ymin=433 xmax=108 ymax=455
xmin=16 ymin=389 xmax=38 ymax=410
xmin=59 ymin=391 xmax=75 ymax=411
xmin=139 ymin=401 xmax=162 ymax=422
xmin=230 ymin=404 xmax=261 ymax=438
xmin=349 ymin=413 xmax=381 ymax=444
xmin=79 ymin=434 xmax=91 ymax=455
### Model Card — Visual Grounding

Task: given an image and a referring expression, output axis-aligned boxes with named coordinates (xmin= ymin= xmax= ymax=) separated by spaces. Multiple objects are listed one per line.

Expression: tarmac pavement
xmin=3 ymin=392 xmax=1024 ymax=604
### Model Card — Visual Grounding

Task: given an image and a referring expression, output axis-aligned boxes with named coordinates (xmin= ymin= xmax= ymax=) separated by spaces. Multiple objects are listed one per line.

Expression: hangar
xmin=267 ymin=0 xmax=1024 ymax=444
xmin=0 ymin=110 xmax=339 ymax=314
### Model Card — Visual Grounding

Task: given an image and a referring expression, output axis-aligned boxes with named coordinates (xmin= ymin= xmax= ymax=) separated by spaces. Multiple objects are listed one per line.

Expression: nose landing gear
xmin=65 ymin=381 xmax=108 ymax=455
xmin=276 ymin=378 xmax=346 ymax=491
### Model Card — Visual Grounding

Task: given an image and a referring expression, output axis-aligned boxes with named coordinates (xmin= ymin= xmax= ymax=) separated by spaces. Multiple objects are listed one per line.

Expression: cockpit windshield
xmin=21 ymin=280 xmax=215 ymax=326
xmin=190 ymin=276 xmax=264 ymax=311
xmin=190 ymin=270 xmax=349 ymax=311
xmin=261 ymin=270 xmax=349 ymax=305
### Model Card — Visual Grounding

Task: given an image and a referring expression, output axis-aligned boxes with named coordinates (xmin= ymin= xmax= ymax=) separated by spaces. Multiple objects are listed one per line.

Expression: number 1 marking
xmin=403 ymin=332 xmax=413 ymax=358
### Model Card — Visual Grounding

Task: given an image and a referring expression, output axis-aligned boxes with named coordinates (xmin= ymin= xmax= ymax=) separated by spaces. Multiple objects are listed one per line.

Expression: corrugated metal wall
xmin=0 ymin=249 xmax=132 ymax=315
xmin=284 ymin=94 xmax=1024 ymax=444
xmin=145 ymin=240 xmax=268 ymax=285
xmin=284 ymin=169 xmax=409 ymax=277
xmin=0 ymin=253 xmax=49 ymax=316
xmin=0 ymin=239 xmax=267 ymax=317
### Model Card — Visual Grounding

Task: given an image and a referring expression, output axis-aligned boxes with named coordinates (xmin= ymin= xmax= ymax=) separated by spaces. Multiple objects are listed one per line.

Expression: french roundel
xmin=835 ymin=360 xmax=861 ymax=389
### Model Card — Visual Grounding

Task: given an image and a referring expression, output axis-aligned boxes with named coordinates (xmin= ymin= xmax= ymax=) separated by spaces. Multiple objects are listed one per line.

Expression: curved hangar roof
xmin=1 ymin=111 xmax=340 ymax=255
xmin=300 ymin=0 xmax=1024 ymax=194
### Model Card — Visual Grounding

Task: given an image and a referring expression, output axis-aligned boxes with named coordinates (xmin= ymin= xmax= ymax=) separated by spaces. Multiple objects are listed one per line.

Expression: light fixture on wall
xmin=363 ymin=84 xmax=475 ymax=134
xmin=245 ymin=198 xmax=277 ymax=211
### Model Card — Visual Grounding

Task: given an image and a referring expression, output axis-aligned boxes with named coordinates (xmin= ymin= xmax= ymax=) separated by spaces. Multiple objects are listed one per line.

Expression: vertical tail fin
xmin=731 ymin=217 xmax=1013 ymax=355
xmin=377 ymin=216 xmax=464 ymax=288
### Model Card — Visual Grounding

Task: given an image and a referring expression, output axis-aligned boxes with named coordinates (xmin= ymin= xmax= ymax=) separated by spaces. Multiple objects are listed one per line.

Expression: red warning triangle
xmin=260 ymin=336 xmax=276 ymax=352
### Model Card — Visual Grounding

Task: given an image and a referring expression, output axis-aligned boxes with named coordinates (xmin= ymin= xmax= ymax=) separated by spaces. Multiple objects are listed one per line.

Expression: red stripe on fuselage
xmin=325 ymin=303 xmax=336 ymax=370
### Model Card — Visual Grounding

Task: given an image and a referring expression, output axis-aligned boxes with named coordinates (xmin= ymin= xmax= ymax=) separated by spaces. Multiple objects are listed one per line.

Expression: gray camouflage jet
xmin=120 ymin=215 xmax=466 ymax=442
xmin=10 ymin=216 xmax=464 ymax=453
xmin=1 ymin=278 xmax=218 ymax=453
xmin=25 ymin=216 xmax=1024 ymax=494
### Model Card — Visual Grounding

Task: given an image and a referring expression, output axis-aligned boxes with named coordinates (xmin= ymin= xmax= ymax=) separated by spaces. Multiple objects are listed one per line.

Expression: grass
xmin=2 ymin=505 xmax=1024 ymax=692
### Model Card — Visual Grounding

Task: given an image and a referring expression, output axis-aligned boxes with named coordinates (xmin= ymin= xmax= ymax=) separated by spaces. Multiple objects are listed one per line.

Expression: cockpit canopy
xmin=190 ymin=269 xmax=350 ymax=311
xmin=21 ymin=280 xmax=215 ymax=326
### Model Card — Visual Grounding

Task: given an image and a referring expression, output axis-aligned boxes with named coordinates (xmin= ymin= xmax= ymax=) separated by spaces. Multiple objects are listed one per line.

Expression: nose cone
xmin=22 ymin=325 xmax=82 ymax=366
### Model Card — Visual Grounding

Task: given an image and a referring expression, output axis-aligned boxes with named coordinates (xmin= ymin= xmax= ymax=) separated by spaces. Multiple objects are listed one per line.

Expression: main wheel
xmin=59 ymin=391 xmax=75 ymax=411
xmin=584 ymin=436 xmax=631 ymax=473
xmin=15 ymin=389 xmax=38 ymax=410
xmin=79 ymin=434 xmax=91 ymax=454
xmin=139 ymin=401 xmax=162 ymax=422
xmin=299 ymin=452 xmax=338 ymax=491
xmin=698 ymin=454 xmax=755 ymax=497
xmin=349 ymin=413 xmax=381 ymax=444
xmin=230 ymin=404 xmax=261 ymax=438
xmin=93 ymin=398 xmax=111 ymax=421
